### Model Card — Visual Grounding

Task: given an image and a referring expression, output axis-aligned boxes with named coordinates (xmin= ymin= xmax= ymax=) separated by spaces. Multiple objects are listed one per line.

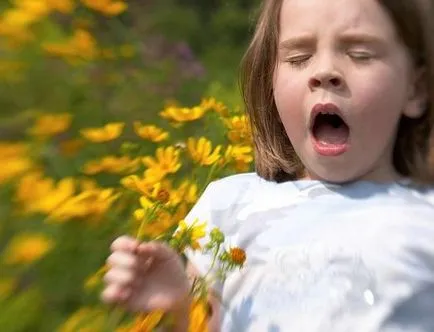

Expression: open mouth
xmin=310 ymin=104 xmax=350 ymax=156
xmin=312 ymin=113 xmax=349 ymax=144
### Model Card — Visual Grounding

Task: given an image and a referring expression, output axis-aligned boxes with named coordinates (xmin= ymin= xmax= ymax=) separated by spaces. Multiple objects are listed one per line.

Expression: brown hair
xmin=240 ymin=0 xmax=434 ymax=183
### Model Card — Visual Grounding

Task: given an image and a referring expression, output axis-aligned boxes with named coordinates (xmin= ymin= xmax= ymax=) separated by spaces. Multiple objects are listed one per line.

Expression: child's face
xmin=274 ymin=0 xmax=424 ymax=183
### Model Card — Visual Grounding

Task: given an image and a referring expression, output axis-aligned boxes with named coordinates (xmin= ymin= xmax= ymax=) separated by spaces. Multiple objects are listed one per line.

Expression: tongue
xmin=315 ymin=123 xmax=349 ymax=145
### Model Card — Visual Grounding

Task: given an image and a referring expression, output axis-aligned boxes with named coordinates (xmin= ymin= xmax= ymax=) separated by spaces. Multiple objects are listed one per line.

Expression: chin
xmin=305 ymin=164 xmax=366 ymax=184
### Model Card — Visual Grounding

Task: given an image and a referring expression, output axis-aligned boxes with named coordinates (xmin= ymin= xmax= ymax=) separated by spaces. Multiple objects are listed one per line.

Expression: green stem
xmin=135 ymin=202 xmax=161 ymax=240
xmin=104 ymin=306 xmax=125 ymax=332
xmin=202 ymin=162 xmax=219 ymax=192
xmin=203 ymin=243 xmax=220 ymax=281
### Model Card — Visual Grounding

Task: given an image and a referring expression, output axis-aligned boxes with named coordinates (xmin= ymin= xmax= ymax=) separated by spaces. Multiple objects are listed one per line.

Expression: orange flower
xmin=229 ymin=247 xmax=246 ymax=266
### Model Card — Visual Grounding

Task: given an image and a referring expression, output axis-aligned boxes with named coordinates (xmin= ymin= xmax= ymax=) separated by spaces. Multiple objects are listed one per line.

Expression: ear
xmin=403 ymin=67 xmax=428 ymax=119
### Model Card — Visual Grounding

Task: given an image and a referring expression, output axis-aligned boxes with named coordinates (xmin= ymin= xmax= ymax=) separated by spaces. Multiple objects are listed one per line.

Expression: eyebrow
xmin=338 ymin=33 xmax=386 ymax=46
xmin=279 ymin=36 xmax=315 ymax=50
xmin=279 ymin=33 xmax=386 ymax=50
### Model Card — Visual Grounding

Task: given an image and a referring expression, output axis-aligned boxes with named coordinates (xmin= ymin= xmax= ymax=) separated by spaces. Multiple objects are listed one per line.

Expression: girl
xmin=102 ymin=0 xmax=434 ymax=331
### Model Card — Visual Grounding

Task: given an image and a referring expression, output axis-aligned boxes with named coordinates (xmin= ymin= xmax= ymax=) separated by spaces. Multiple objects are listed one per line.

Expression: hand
xmin=101 ymin=236 xmax=191 ymax=313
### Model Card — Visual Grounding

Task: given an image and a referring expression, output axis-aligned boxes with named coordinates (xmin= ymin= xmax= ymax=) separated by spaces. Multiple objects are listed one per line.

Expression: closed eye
xmin=347 ymin=51 xmax=374 ymax=61
xmin=285 ymin=54 xmax=312 ymax=67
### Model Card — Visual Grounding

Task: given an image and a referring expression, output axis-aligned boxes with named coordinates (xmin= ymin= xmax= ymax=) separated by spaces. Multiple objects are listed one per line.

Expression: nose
xmin=309 ymin=71 xmax=344 ymax=90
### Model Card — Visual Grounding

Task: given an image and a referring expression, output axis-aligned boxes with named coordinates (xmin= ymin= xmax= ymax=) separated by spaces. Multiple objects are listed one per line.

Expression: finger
xmin=110 ymin=236 xmax=139 ymax=253
xmin=137 ymin=241 xmax=176 ymax=261
xmin=104 ymin=268 xmax=135 ymax=286
xmin=101 ymin=284 xmax=131 ymax=304
xmin=106 ymin=251 xmax=138 ymax=269
xmin=136 ymin=256 xmax=154 ymax=274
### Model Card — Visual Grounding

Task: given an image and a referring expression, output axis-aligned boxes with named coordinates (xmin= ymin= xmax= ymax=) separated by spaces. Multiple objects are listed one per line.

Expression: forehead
xmin=279 ymin=0 xmax=398 ymax=40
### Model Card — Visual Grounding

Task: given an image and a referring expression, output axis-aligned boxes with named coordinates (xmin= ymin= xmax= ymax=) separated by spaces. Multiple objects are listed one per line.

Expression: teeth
xmin=320 ymin=111 xmax=335 ymax=115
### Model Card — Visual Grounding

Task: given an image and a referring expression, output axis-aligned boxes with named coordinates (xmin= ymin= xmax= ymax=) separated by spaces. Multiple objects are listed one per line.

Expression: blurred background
xmin=0 ymin=0 xmax=259 ymax=330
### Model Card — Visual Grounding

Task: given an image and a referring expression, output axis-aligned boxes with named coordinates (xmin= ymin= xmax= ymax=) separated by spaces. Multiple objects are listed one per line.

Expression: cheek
xmin=351 ymin=68 xmax=408 ymax=120
xmin=273 ymin=68 xmax=306 ymax=129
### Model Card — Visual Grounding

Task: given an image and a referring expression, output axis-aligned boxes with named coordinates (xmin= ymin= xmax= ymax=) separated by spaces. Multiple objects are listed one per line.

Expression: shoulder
xmin=196 ymin=172 xmax=265 ymax=213
xmin=203 ymin=172 xmax=302 ymax=210
xmin=206 ymin=172 xmax=263 ymax=195
xmin=185 ymin=173 xmax=264 ymax=220
xmin=208 ymin=172 xmax=264 ymax=190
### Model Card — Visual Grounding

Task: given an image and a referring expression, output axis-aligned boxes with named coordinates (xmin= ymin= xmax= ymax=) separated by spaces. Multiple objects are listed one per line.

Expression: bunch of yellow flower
xmin=0 ymin=97 xmax=251 ymax=331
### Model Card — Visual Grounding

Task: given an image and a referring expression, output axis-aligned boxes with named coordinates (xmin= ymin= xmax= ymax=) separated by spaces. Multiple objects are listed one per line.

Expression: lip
xmin=309 ymin=103 xmax=347 ymax=130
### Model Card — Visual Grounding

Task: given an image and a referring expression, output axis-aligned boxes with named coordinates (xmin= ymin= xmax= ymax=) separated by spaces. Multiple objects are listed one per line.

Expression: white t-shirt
xmin=185 ymin=172 xmax=434 ymax=332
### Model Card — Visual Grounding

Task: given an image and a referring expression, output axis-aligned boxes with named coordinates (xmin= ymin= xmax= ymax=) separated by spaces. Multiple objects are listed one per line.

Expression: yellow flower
xmin=0 ymin=142 xmax=33 ymax=184
xmin=223 ymin=145 xmax=254 ymax=172
xmin=121 ymin=311 xmax=164 ymax=332
xmin=80 ymin=122 xmax=124 ymax=142
xmin=0 ymin=3 xmax=46 ymax=44
xmin=15 ymin=173 xmax=75 ymax=215
xmin=133 ymin=122 xmax=169 ymax=142
xmin=33 ymin=177 xmax=76 ymax=214
xmin=189 ymin=300 xmax=209 ymax=332
xmin=200 ymin=97 xmax=228 ymax=117
xmin=0 ymin=156 xmax=33 ymax=184
xmin=0 ymin=142 xmax=28 ymax=157
xmin=224 ymin=115 xmax=252 ymax=145
xmin=49 ymin=188 xmax=120 ymax=223
xmin=143 ymin=166 xmax=170 ymax=185
xmin=82 ymin=156 xmax=139 ymax=175
xmin=142 ymin=146 xmax=181 ymax=176
xmin=58 ymin=307 xmax=106 ymax=332
xmin=81 ymin=0 xmax=127 ymax=16
xmin=15 ymin=172 xmax=51 ymax=207
xmin=171 ymin=180 xmax=198 ymax=205
xmin=160 ymin=106 xmax=206 ymax=123
xmin=137 ymin=182 xmax=172 ymax=207
xmin=16 ymin=0 xmax=51 ymax=14
xmin=174 ymin=219 xmax=207 ymax=250
xmin=43 ymin=29 xmax=98 ymax=63
xmin=135 ymin=208 xmax=177 ymax=239
xmin=3 ymin=233 xmax=54 ymax=264
xmin=46 ymin=0 xmax=75 ymax=14
xmin=121 ymin=174 xmax=152 ymax=196
xmin=172 ymin=201 xmax=189 ymax=221
xmin=28 ymin=113 xmax=72 ymax=138
xmin=187 ymin=137 xmax=222 ymax=166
